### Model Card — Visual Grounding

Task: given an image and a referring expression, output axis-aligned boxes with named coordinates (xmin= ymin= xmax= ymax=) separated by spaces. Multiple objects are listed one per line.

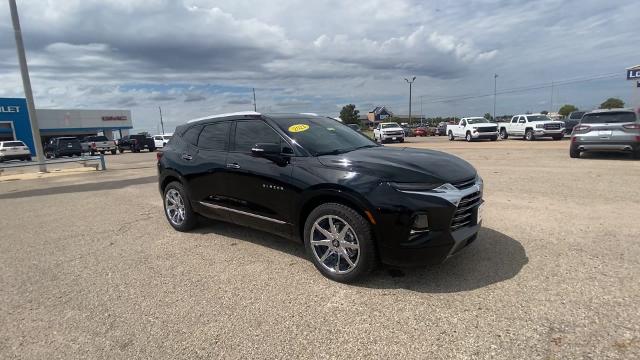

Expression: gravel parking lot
xmin=1 ymin=138 xmax=639 ymax=359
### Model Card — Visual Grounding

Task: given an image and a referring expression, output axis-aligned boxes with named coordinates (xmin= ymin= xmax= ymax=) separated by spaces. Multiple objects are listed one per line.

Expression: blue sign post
xmin=0 ymin=97 xmax=35 ymax=154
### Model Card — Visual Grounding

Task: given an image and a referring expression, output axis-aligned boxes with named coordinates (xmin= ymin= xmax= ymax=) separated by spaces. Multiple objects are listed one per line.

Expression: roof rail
xmin=187 ymin=111 xmax=261 ymax=123
xmin=299 ymin=112 xmax=318 ymax=116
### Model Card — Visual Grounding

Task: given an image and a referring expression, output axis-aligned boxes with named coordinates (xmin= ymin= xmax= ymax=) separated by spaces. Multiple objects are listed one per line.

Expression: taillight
xmin=622 ymin=123 xmax=640 ymax=130
xmin=91 ymin=142 xmax=97 ymax=148
xmin=572 ymin=125 xmax=591 ymax=134
xmin=156 ymin=151 xmax=163 ymax=161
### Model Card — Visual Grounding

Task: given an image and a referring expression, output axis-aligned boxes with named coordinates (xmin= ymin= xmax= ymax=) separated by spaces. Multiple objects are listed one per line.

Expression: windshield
xmin=163 ymin=135 xmax=172 ymax=139
xmin=581 ymin=112 xmax=636 ymax=124
xmin=467 ymin=118 xmax=489 ymax=124
xmin=381 ymin=123 xmax=401 ymax=129
xmin=3 ymin=141 xmax=25 ymax=147
xmin=527 ymin=115 xmax=552 ymax=122
xmin=569 ymin=112 xmax=585 ymax=120
xmin=271 ymin=117 xmax=377 ymax=156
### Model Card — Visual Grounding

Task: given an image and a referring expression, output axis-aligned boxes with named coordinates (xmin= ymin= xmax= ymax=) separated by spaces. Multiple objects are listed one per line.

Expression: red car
xmin=414 ymin=127 xmax=427 ymax=137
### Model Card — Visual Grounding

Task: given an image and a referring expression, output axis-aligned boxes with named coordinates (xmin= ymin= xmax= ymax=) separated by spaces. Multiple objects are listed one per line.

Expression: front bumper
xmin=369 ymin=179 xmax=483 ymax=267
xmin=0 ymin=153 xmax=31 ymax=161
xmin=534 ymin=129 xmax=564 ymax=136
xmin=381 ymin=133 xmax=405 ymax=141
xmin=471 ymin=131 xmax=498 ymax=139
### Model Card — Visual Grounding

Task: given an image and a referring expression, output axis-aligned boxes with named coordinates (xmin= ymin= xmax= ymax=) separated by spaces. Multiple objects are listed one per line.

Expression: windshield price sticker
xmin=289 ymin=124 xmax=310 ymax=132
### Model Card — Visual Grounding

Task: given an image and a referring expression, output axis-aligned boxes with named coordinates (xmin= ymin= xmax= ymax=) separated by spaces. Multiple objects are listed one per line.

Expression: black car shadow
xmin=194 ymin=220 xmax=527 ymax=293
xmin=579 ymin=152 xmax=637 ymax=161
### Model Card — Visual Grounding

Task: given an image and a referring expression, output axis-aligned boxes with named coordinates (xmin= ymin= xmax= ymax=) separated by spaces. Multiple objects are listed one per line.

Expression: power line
xmin=418 ymin=72 xmax=620 ymax=104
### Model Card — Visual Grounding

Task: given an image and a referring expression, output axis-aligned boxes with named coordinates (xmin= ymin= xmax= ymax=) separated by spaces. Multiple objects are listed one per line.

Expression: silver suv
xmin=570 ymin=109 xmax=640 ymax=159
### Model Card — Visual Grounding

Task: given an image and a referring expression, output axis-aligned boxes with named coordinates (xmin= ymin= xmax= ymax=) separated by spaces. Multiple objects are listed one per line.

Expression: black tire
xmin=448 ymin=131 xmax=455 ymax=141
xmin=399 ymin=138 xmax=404 ymax=143
xmin=163 ymin=181 xmax=198 ymax=232
xmin=465 ymin=132 xmax=472 ymax=142
xmin=499 ymin=128 xmax=508 ymax=139
xmin=552 ymin=136 xmax=562 ymax=141
xmin=634 ymin=148 xmax=640 ymax=160
xmin=490 ymin=136 xmax=498 ymax=141
xmin=303 ymin=203 xmax=376 ymax=283
xmin=569 ymin=146 xmax=581 ymax=158
xmin=118 ymin=148 xmax=124 ymax=154
xmin=111 ymin=149 xmax=117 ymax=155
xmin=149 ymin=148 xmax=156 ymax=152
xmin=90 ymin=150 xmax=95 ymax=156
xmin=525 ymin=129 xmax=535 ymax=141
xmin=100 ymin=150 xmax=105 ymax=154
xmin=26 ymin=157 xmax=32 ymax=162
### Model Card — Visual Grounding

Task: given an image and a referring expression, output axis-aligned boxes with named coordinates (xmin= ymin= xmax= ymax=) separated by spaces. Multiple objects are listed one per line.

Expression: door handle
xmin=182 ymin=153 xmax=193 ymax=161
xmin=226 ymin=163 xmax=240 ymax=169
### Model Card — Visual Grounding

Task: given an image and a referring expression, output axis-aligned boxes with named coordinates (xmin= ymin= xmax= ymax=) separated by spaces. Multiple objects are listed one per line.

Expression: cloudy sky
xmin=0 ymin=0 xmax=638 ymax=132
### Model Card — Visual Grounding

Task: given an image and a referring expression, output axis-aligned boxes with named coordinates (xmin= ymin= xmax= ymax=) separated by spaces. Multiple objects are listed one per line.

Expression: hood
xmin=471 ymin=123 xmax=498 ymax=128
xmin=317 ymin=146 xmax=477 ymax=183
xmin=530 ymin=120 xmax=564 ymax=124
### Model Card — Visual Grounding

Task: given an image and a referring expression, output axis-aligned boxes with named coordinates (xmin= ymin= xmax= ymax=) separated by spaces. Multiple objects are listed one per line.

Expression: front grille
xmin=451 ymin=177 xmax=476 ymax=190
xmin=544 ymin=123 xmax=561 ymax=130
xmin=384 ymin=131 xmax=404 ymax=136
xmin=477 ymin=126 xmax=497 ymax=133
xmin=451 ymin=191 xmax=482 ymax=231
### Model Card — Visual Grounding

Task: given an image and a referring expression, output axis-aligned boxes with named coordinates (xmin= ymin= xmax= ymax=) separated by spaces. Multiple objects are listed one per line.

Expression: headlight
xmin=389 ymin=182 xmax=443 ymax=191
xmin=536 ymin=124 xmax=544 ymax=129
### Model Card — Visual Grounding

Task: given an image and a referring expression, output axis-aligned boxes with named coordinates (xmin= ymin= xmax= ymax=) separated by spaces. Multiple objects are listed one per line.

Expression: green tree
xmin=600 ymin=98 xmax=624 ymax=109
xmin=339 ymin=104 xmax=360 ymax=125
xmin=558 ymin=104 xmax=578 ymax=117
xmin=483 ymin=113 xmax=493 ymax=121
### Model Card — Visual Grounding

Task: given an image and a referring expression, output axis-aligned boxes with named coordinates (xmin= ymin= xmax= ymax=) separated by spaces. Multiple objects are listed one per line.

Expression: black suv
xmin=118 ymin=134 xmax=156 ymax=153
xmin=44 ymin=137 xmax=82 ymax=158
xmin=158 ymin=113 xmax=483 ymax=282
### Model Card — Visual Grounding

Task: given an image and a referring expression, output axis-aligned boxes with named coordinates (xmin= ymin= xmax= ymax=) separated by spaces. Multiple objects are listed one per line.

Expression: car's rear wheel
xmin=569 ymin=146 xmax=581 ymax=158
xmin=164 ymin=181 xmax=198 ymax=231
xmin=552 ymin=136 xmax=562 ymax=140
xmin=448 ymin=131 xmax=454 ymax=141
xmin=304 ymin=203 xmax=376 ymax=283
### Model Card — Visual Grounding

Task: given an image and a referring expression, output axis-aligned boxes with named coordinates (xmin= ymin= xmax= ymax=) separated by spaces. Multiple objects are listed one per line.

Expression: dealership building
xmin=0 ymin=97 xmax=132 ymax=154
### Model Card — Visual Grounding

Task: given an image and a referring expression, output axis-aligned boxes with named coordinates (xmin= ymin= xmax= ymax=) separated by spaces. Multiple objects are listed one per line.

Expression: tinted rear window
xmin=59 ymin=138 xmax=79 ymax=144
xmin=569 ymin=112 xmax=585 ymax=119
xmin=182 ymin=126 xmax=202 ymax=145
xmin=88 ymin=136 xmax=109 ymax=141
xmin=3 ymin=141 xmax=25 ymax=147
xmin=581 ymin=112 xmax=636 ymax=124
xmin=198 ymin=122 xmax=230 ymax=150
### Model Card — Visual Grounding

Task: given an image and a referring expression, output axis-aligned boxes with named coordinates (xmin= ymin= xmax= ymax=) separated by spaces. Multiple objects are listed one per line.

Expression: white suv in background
xmin=0 ymin=140 xmax=32 ymax=162
xmin=373 ymin=122 xmax=405 ymax=143
xmin=153 ymin=134 xmax=173 ymax=148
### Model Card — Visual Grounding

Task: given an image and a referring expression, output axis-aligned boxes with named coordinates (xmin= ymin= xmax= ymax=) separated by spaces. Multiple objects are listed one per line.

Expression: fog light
xmin=412 ymin=214 xmax=429 ymax=230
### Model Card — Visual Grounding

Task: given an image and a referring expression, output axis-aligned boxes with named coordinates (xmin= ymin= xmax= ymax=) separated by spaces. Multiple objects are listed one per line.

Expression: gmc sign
xmin=627 ymin=69 xmax=640 ymax=80
xmin=102 ymin=116 xmax=127 ymax=121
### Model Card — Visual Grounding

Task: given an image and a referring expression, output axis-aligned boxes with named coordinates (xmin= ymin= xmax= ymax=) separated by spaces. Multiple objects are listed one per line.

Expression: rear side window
xmin=3 ymin=141 xmax=25 ymax=147
xmin=182 ymin=126 xmax=202 ymax=145
xmin=569 ymin=112 xmax=585 ymax=120
xmin=581 ymin=112 xmax=636 ymax=124
xmin=197 ymin=122 xmax=230 ymax=150
xmin=233 ymin=121 xmax=281 ymax=153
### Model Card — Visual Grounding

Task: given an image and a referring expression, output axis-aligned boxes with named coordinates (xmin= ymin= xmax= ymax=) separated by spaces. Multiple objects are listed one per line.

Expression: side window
xmin=182 ymin=126 xmax=202 ymax=146
xmin=197 ymin=122 xmax=230 ymax=151
xmin=519 ymin=116 xmax=526 ymax=123
xmin=511 ymin=117 xmax=518 ymax=123
xmin=233 ymin=120 xmax=281 ymax=153
xmin=461 ymin=120 xmax=466 ymax=126
xmin=154 ymin=136 xmax=161 ymax=140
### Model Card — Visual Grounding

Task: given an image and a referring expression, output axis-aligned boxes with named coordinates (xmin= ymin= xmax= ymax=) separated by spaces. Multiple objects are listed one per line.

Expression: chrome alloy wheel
xmin=165 ymin=189 xmax=186 ymax=226
xmin=310 ymin=215 xmax=360 ymax=274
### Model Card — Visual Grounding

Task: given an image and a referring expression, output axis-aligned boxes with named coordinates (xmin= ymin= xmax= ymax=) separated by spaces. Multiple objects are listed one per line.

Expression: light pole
xmin=493 ymin=73 xmax=498 ymax=122
xmin=158 ymin=106 xmax=165 ymax=134
xmin=9 ymin=0 xmax=46 ymax=172
xmin=252 ymin=88 xmax=257 ymax=112
xmin=404 ymin=77 xmax=416 ymax=124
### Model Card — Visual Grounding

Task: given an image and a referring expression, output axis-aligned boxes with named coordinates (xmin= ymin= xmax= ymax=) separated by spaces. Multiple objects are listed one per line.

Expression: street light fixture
xmin=404 ymin=76 xmax=416 ymax=125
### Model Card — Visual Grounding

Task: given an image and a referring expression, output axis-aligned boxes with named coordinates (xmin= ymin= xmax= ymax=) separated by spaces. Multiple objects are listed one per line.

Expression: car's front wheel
xmin=465 ymin=132 xmax=472 ymax=142
xmin=304 ymin=203 xmax=376 ymax=283
xmin=448 ymin=131 xmax=454 ymax=141
xmin=164 ymin=181 xmax=198 ymax=231
xmin=499 ymin=128 xmax=508 ymax=139
xmin=525 ymin=129 xmax=535 ymax=141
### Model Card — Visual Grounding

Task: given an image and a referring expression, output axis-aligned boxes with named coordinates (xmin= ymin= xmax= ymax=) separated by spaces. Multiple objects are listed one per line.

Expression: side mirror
xmin=251 ymin=143 xmax=282 ymax=156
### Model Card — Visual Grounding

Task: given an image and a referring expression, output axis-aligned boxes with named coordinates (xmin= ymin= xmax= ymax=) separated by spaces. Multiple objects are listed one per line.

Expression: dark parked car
xmin=565 ymin=111 xmax=585 ymax=134
xmin=44 ymin=137 xmax=82 ymax=158
xmin=118 ymin=134 xmax=156 ymax=153
xmin=158 ymin=112 xmax=483 ymax=282
xmin=436 ymin=122 xmax=448 ymax=136
xmin=401 ymin=126 xmax=415 ymax=137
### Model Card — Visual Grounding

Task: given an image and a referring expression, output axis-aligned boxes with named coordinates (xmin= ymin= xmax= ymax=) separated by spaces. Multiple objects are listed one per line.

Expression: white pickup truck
xmin=447 ymin=117 xmax=499 ymax=142
xmin=81 ymin=135 xmax=118 ymax=155
xmin=498 ymin=114 xmax=565 ymax=141
xmin=373 ymin=122 xmax=405 ymax=143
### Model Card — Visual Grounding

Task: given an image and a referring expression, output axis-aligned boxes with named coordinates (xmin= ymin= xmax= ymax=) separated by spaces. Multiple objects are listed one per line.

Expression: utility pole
xmin=404 ymin=77 xmax=416 ymax=124
xmin=493 ymin=73 xmax=498 ymax=122
xmin=158 ymin=106 xmax=165 ymax=134
xmin=9 ymin=0 xmax=46 ymax=172
xmin=550 ymin=80 xmax=554 ymax=113
xmin=252 ymin=88 xmax=257 ymax=112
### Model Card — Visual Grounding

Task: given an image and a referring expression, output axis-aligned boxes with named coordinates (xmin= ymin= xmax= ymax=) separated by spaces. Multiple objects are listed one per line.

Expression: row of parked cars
xmin=0 ymin=133 xmax=174 ymax=162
